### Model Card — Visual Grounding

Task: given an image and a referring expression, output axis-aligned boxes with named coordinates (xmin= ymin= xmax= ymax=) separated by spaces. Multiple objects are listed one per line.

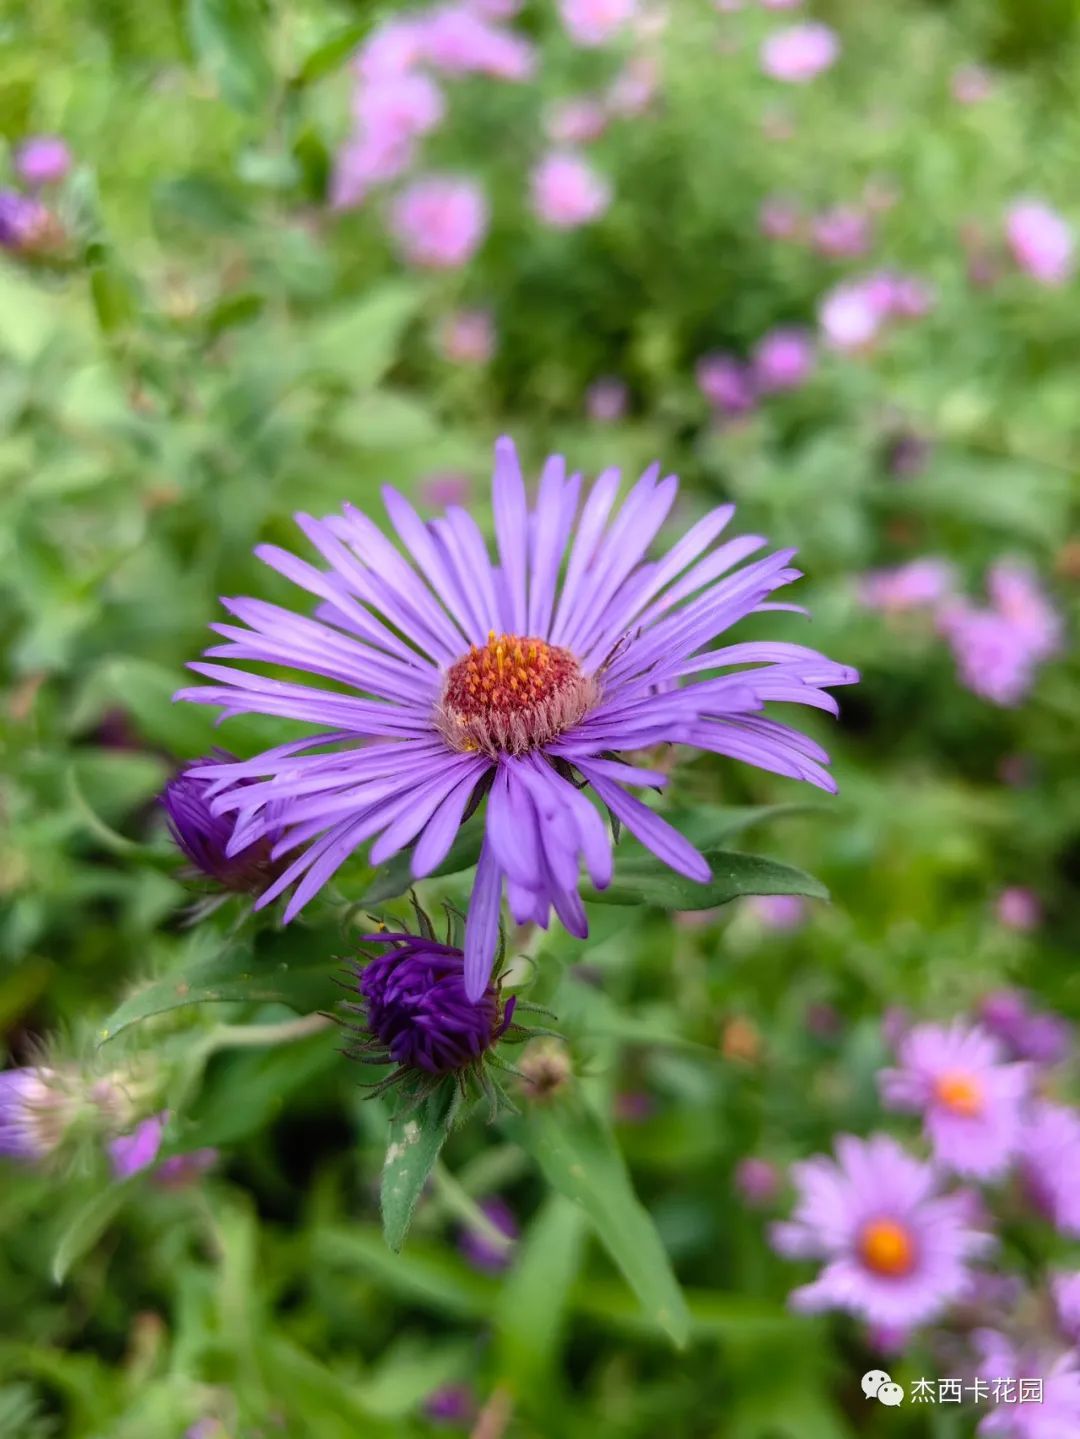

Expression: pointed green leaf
xmin=381 ymin=1087 xmax=459 ymax=1252
xmin=494 ymin=1195 xmax=586 ymax=1390
xmin=187 ymin=0 xmax=274 ymax=112
xmin=52 ymin=1185 xmax=128 ymax=1284
xmin=506 ymin=1095 xmax=690 ymax=1347
xmin=585 ymin=849 xmax=828 ymax=909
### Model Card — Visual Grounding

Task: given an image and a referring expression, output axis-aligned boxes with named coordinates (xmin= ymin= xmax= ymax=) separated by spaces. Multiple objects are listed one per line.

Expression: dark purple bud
xmin=160 ymin=752 xmax=284 ymax=894
xmin=423 ymin=1384 xmax=477 ymax=1425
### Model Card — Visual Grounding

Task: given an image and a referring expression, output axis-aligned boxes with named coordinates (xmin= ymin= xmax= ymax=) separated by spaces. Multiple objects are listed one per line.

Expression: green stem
xmin=431 ymin=1162 xmax=513 ymax=1254
xmin=204 ymin=1012 xmax=334 ymax=1054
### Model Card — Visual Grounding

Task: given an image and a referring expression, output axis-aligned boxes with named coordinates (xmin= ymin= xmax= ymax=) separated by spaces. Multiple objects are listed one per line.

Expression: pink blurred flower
xmin=761 ymin=0 xmax=803 ymax=8
xmin=1005 ymin=200 xmax=1074 ymax=286
xmin=545 ymin=97 xmax=609 ymax=145
xmin=811 ymin=206 xmax=872 ymax=259
xmin=995 ymin=886 xmax=1041 ymax=933
xmin=559 ymin=0 xmax=637 ymax=47
xmin=937 ymin=603 xmax=1041 ymax=707
xmin=1019 ymin=1101 xmax=1080 ymax=1236
xmin=951 ymin=64 xmax=994 ymax=105
xmin=607 ymin=55 xmax=659 ymax=116
xmin=759 ymin=196 xmax=802 ymax=240
xmin=987 ymin=562 xmax=1063 ymax=663
xmin=819 ymin=278 xmax=887 ymax=350
xmin=978 ymin=989 xmax=1070 ymax=1065
xmin=696 ymin=353 xmax=756 ymax=414
xmin=353 ymin=72 xmax=445 ymax=145
xmin=438 ymin=308 xmax=495 ymax=364
xmin=974 ymin=1330 xmax=1080 ymax=1437
xmin=354 ymin=19 xmax=428 ymax=81
xmin=858 ymin=559 xmax=954 ymax=614
xmin=108 ymin=1113 xmax=166 ymax=1179
xmin=15 ymin=135 xmax=71 ymax=187
xmin=1053 ymin=1272 xmax=1080 ymax=1345
xmin=735 ymin=1157 xmax=781 ymax=1207
xmin=586 ymin=377 xmax=628 ymax=422
xmin=531 ymin=151 xmax=612 ymax=228
xmin=760 ymin=22 xmax=839 ymax=83
xmin=752 ymin=327 xmax=815 ymax=392
xmin=331 ymin=132 xmax=415 ymax=210
xmin=422 ymin=5 xmax=536 ymax=79
xmin=388 ymin=174 xmax=488 ymax=267
xmin=745 ymin=894 xmax=806 ymax=931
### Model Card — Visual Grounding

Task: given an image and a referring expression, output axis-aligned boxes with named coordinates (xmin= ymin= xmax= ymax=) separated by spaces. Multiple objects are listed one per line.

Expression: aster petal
xmin=492 ymin=436 xmax=528 ymax=632
xmin=464 ymin=840 xmax=503 ymax=1000
xmin=576 ymin=763 xmax=710 ymax=883
xmin=549 ymin=466 xmax=622 ymax=644
xmin=528 ymin=455 xmax=581 ymax=638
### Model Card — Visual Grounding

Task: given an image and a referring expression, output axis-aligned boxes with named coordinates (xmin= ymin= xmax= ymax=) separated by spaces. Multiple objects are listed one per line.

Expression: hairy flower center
xmin=436 ymin=631 xmax=599 ymax=757
xmin=858 ymin=1218 xmax=916 ymax=1278
xmin=934 ymin=1070 xmax=983 ymax=1118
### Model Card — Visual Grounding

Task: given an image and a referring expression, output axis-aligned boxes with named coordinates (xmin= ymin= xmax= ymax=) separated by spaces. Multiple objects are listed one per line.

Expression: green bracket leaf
xmin=52 ymin=1185 xmax=129 ymax=1284
xmin=585 ymin=848 xmax=828 ymax=909
xmin=381 ymin=1087 xmax=460 ymax=1253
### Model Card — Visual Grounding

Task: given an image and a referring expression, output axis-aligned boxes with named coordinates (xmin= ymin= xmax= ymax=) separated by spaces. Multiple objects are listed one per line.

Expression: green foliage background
xmin=1 ymin=0 xmax=1079 ymax=1434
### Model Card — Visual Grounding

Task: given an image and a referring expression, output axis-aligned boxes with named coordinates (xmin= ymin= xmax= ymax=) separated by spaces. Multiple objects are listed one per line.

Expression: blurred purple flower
xmin=885 ymin=431 xmax=932 ymax=477
xmin=155 ymin=1147 xmax=218 ymax=1190
xmin=389 ymin=174 xmax=488 ymax=267
xmin=613 ymin=1089 xmax=655 ymax=1123
xmin=858 ymin=559 xmax=954 ymax=614
xmin=559 ymin=0 xmax=636 ymax=47
xmin=937 ymin=605 xmax=1039 ymax=707
xmin=15 ymin=135 xmax=71 ymax=186
xmin=531 ymin=151 xmax=612 ymax=228
xmin=988 ymin=562 xmax=1063 ymax=663
xmin=420 ymin=470 xmax=472 ymax=507
xmin=585 ymin=377 xmax=628 ymax=422
xmin=0 ymin=190 xmax=58 ymax=254
xmin=995 ymin=886 xmax=1042 ymax=933
xmin=882 ymin=1006 xmax=912 ymax=1050
xmin=978 ymin=990 xmax=1070 ymax=1066
xmin=458 ymin=1196 xmax=519 ymax=1272
xmin=1019 ymin=1101 xmax=1080 ymax=1236
xmin=951 ymin=64 xmax=994 ymax=105
xmin=811 ymin=206 xmax=872 ymax=259
xmin=818 ymin=277 xmax=887 ymax=350
xmin=422 ymin=5 xmax=536 ymax=78
xmin=759 ymin=196 xmax=802 ymax=240
xmin=760 ymin=23 xmax=839 ymax=83
xmin=353 ymin=71 xmax=445 ymax=146
xmin=879 ymin=1021 xmax=1031 ymax=1180
xmin=0 ymin=1068 xmax=71 ymax=1162
xmin=109 ymin=1112 xmax=166 ymax=1180
xmin=1053 ymin=1272 xmax=1080 ymax=1345
xmin=606 ymin=55 xmax=659 ymax=116
xmin=355 ymin=19 xmax=428 ymax=81
xmin=974 ymin=1330 xmax=1080 ymax=1436
xmin=545 ymin=96 xmax=608 ymax=145
xmin=745 ymin=894 xmax=806 ymax=931
xmin=162 ymin=754 xmax=283 ymax=893
xmin=1006 ymin=200 xmax=1074 ymax=287
xmin=331 ymin=132 xmax=415 ymax=210
xmin=735 ymin=1156 xmax=780 ymax=1207
xmin=771 ymin=1134 xmax=991 ymax=1326
xmin=696 ymin=353 xmax=756 ymax=414
xmin=424 ymin=1384 xmax=477 ymax=1425
xmin=438 ymin=308 xmax=495 ymax=364
xmin=752 ymin=327 xmax=815 ymax=392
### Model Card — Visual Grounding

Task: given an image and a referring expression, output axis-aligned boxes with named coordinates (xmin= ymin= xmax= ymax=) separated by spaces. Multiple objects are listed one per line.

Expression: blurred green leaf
xmin=381 ymin=1087 xmax=460 ymax=1253
xmin=52 ymin=1186 xmax=128 ymax=1284
xmin=292 ymin=21 xmax=372 ymax=87
xmin=494 ymin=1194 xmax=585 ymax=1391
xmin=586 ymin=849 xmax=829 ymax=909
xmin=507 ymin=1094 xmax=691 ymax=1347
xmin=305 ymin=283 xmax=423 ymax=389
xmin=186 ymin=0 xmax=274 ymax=112
xmin=331 ymin=389 xmax=440 ymax=450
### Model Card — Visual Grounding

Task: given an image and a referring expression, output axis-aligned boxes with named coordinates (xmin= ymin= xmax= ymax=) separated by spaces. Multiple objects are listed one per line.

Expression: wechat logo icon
xmin=862 ymin=1370 xmax=905 ymax=1407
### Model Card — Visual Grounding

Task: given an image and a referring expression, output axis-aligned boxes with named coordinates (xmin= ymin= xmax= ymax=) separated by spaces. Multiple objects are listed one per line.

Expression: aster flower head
xmin=995 ymin=886 xmax=1042 ymax=933
xmin=353 ymin=71 xmax=445 ymax=147
xmin=606 ymin=55 xmax=659 ymax=116
xmin=108 ymin=1111 xmax=166 ymax=1180
xmin=388 ymin=174 xmax=488 ymax=268
xmin=1019 ymin=1101 xmax=1080 ymax=1236
xmin=15 ymin=135 xmax=72 ymax=187
xmin=178 ymin=436 xmax=855 ymax=1000
xmin=760 ymin=22 xmax=839 ymax=84
xmin=751 ymin=327 xmax=815 ymax=392
xmin=978 ymin=990 xmax=1070 ymax=1065
xmin=1006 ymin=200 xmax=1074 ymax=287
xmin=331 ymin=131 xmax=415 ymax=210
xmin=974 ymin=1329 xmax=1080 ymax=1437
xmin=545 ymin=96 xmax=608 ymax=145
xmin=0 ymin=1067 xmax=78 ymax=1162
xmin=770 ymin=1133 xmax=992 ymax=1327
xmin=421 ymin=5 xmax=536 ymax=78
xmin=858 ymin=558 xmax=954 ymax=614
xmin=559 ymin=0 xmax=637 ymax=48
xmin=696 ymin=353 xmax=756 ymax=414
xmin=0 ymin=189 xmax=62 ymax=254
xmin=161 ymin=753 xmax=284 ymax=895
xmin=811 ymin=206 xmax=872 ymax=260
xmin=531 ymin=151 xmax=612 ymax=229
xmin=879 ymin=1021 xmax=1031 ymax=1179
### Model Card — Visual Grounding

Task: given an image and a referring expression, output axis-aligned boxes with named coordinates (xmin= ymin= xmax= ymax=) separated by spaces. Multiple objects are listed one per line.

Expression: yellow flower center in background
xmin=933 ymin=1070 xmax=983 ymax=1117
xmin=858 ymin=1217 xmax=916 ymax=1278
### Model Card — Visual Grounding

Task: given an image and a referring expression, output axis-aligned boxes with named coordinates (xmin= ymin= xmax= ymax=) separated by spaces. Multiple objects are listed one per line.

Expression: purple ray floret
xmin=177 ymin=437 xmax=857 ymax=998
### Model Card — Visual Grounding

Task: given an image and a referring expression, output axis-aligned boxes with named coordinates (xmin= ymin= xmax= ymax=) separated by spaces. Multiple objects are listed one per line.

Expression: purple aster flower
xmin=352 ymin=71 xmax=445 ymax=146
xmin=1019 ymin=1101 xmax=1080 ymax=1236
xmin=878 ymin=1021 xmax=1031 ymax=1180
xmin=696 ymin=353 xmax=756 ymax=414
xmin=388 ymin=174 xmax=488 ymax=268
xmin=346 ymin=931 xmax=517 ymax=1083
xmin=734 ymin=1156 xmax=780 ymax=1207
xmin=0 ymin=189 xmax=60 ymax=254
xmin=178 ymin=436 xmax=856 ymax=999
xmin=355 ymin=19 xmax=428 ymax=81
xmin=1006 ymin=200 xmax=1074 ymax=287
xmin=995 ymin=886 xmax=1042 ymax=933
xmin=330 ymin=131 xmax=415 ymax=210
xmin=424 ymin=1383 xmax=477 ymax=1425
xmin=585 ymin=377 xmax=628 ymax=422
xmin=811 ymin=206 xmax=872 ymax=260
xmin=974 ymin=1329 xmax=1080 ymax=1437
xmin=770 ymin=1133 xmax=992 ymax=1327
xmin=457 ymin=1195 xmax=518 ymax=1272
xmin=545 ymin=96 xmax=608 ymax=145
xmin=1053 ymin=1272 xmax=1080 ymax=1345
xmin=818 ymin=277 xmax=888 ymax=350
xmin=531 ymin=151 xmax=612 ymax=229
xmin=858 ymin=558 xmax=954 ymax=614
xmin=988 ymin=562 xmax=1063 ymax=663
xmin=15 ymin=135 xmax=71 ymax=187
xmin=937 ymin=604 xmax=1037 ymax=707
xmin=751 ymin=327 xmax=815 ymax=393
xmin=0 ymin=1067 xmax=74 ymax=1162
xmin=421 ymin=5 xmax=536 ymax=79
xmin=108 ymin=1112 xmax=166 ymax=1179
xmin=161 ymin=753 xmax=284 ymax=894
xmin=978 ymin=990 xmax=1070 ymax=1066
xmin=760 ymin=22 xmax=839 ymax=83
xmin=559 ymin=0 xmax=636 ymax=47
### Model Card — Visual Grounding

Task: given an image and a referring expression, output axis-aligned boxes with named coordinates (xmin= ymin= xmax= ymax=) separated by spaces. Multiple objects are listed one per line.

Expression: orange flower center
xmin=857 ymin=1218 xmax=916 ymax=1278
xmin=437 ymin=631 xmax=599 ymax=757
xmin=933 ymin=1070 xmax=983 ymax=1118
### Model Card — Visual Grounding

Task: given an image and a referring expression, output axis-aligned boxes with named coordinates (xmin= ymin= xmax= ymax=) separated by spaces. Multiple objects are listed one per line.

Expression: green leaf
xmin=52 ymin=1186 xmax=128 ymax=1284
xmin=186 ymin=0 xmax=274 ymax=112
xmin=331 ymin=390 xmax=439 ymax=450
xmin=313 ymin=1224 xmax=495 ymax=1317
xmin=585 ymin=849 xmax=828 ymax=909
xmin=292 ymin=21 xmax=372 ymax=87
xmin=305 ymin=283 xmax=423 ymax=389
xmin=97 ymin=929 xmax=339 ymax=1044
xmin=381 ymin=1087 xmax=459 ymax=1253
xmin=358 ymin=818 xmax=485 ymax=906
xmin=506 ymin=1095 xmax=691 ymax=1347
xmin=494 ymin=1195 xmax=586 ymax=1390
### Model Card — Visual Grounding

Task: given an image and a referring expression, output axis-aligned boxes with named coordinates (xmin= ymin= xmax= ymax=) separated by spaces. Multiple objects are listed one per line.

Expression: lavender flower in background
xmin=612 ymin=1089 xmax=655 ymax=1123
xmin=531 ymin=151 xmax=612 ymax=228
xmin=559 ymin=0 xmax=637 ymax=48
xmin=696 ymin=353 xmax=756 ymax=414
xmin=760 ymin=0 xmax=804 ymax=9
xmin=857 ymin=559 xmax=954 ymax=614
xmin=388 ymin=174 xmax=488 ymax=267
xmin=353 ymin=70 xmax=445 ymax=146
xmin=771 ymin=1134 xmax=991 ymax=1326
xmin=423 ymin=5 xmax=535 ymax=78
xmin=744 ymin=894 xmax=806 ymax=931
xmin=735 ymin=1157 xmax=780 ymax=1207
xmin=988 ymin=562 xmax=1063 ymax=663
xmin=330 ymin=132 xmax=415 ymax=210
xmin=0 ymin=1068 xmax=75 ymax=1162
xmin=585 ymin=377 xmax=628 ymax=422
xmin=994 ymin=886 xmax=1042 ymax=933
xmin=457 ymin=1196 xmax=518 ymax=1272
xmin=178 ymin=436 xmax=855 ymax=998
xmin=14 ymin=135 xmax=71 ymax=186
xmin=0 ymin=190 xmax=60 ymax=254
xmin=155 ymin=1147 xmax=218 ymax=1190
xmin=346 ymin=931 xmax=517 ymax=1083
xmin=545 ymin=96 xmax=608 ymax=145
xmin=1019 ymin=1102 xmax=1080 ymax=1237
xmin=438 ymin=308 xmax=495 ymax=364
xmin=108 ymin=1112 xmax=166 ymax=1179
xmin=424 ymin=1384 xmax=477 ymax=1425
xmin=760 ymin=23 xmax=839 ymax=84
xmin=1053 ymin=1273 xmax=1080 ymax=1345
xmin=973 ymin=1329 xmax=1080 ymax=1437
xmin=162 ymin=755 xmax=283 ymax=894
xmin=938 ymin=563 xmax=1060 ymax=707
xmin=1005 ymin=200 xmax=1075 ymax=287
xmin=758 ymin=195 xmax=802 ymax=240
xmin=978 ymin=990 xmax=1070 ymax=1066
xmin=751 ymin=327 xmax=815 ymax=392
xmin=606 ymin=55 xmax=659 ymax=116
xmin=878 ymin=1021 xmax=1030 ymax=1180
xmin=818 ymin=276 xmax=888 ymax=350
xmin=811 ymin=206 xmax=872 ymax=260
